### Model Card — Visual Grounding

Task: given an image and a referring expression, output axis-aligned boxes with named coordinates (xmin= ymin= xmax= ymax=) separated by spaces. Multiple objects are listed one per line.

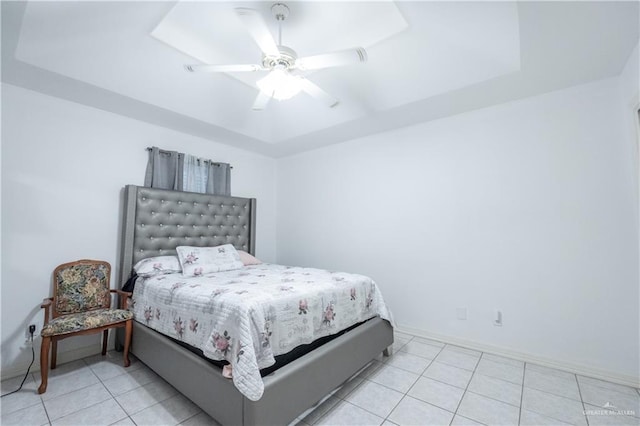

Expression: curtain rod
xmin=146 ymin=147 xmax=232 ymax=169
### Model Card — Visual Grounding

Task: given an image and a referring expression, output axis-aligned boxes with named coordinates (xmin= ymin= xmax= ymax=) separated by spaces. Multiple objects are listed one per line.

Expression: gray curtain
xmin=206 ymin=163 xmax=231 ymax=196
xmin=144 ymin=147 xmax=183 ymax=190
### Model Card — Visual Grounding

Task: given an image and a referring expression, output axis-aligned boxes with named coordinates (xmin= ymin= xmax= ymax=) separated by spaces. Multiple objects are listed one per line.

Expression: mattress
xmin=130 ymin=263 xmax=393 ymax=400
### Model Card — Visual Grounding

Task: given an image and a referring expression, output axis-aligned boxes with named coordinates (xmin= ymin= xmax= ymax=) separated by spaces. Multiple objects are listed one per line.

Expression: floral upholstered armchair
xmin=38 ymin=259 xmax=133 ymax=394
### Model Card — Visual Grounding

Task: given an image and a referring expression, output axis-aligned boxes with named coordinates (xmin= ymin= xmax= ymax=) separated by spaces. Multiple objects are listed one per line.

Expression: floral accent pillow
xmin=133 ymin=256 xmax=182 ymax=277
xmin=238 ymin=250 xmax=262 ymax=266
xmin=176 ymin=244 xmax=244 ymax=277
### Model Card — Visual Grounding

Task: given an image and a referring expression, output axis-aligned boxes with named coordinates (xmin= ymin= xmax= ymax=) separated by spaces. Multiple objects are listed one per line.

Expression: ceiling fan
xmin=184 ymin=3 xmax=367 ymax=111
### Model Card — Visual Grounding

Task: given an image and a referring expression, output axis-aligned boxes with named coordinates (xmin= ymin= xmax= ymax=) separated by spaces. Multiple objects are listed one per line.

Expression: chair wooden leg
xmin=51 ymin=339 xmax=58 ymax=370
xmin=38 ymin=336 xmax=51 ymax=394
xmin=123 ymin=320 xmax=132 ymax=367
xmin=102 ymin=330 xmax=108 ymax=355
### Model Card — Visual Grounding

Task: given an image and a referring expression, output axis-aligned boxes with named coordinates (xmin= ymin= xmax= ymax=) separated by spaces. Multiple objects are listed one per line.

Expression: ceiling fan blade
xmin=299 ymin=79 xmax=340 ymax=108
xmin=252 ymin=91 xmax=272 ymax=111
xmin=185 ymin=64 xmax=265 ymax=73
xmin=296 ymin=47 xmax=367 ymax=71
xmin=235 ymin=7 xmax=280 ymax=57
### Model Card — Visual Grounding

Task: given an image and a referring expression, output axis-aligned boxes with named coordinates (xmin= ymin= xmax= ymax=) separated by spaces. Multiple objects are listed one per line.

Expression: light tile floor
xmin=2 ymin=331 xmax=639 ymax=425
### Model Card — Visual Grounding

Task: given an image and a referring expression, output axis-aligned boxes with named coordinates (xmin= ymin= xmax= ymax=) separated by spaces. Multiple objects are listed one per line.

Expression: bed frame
xmin=116 ymin=185 xmax=393 ymax=425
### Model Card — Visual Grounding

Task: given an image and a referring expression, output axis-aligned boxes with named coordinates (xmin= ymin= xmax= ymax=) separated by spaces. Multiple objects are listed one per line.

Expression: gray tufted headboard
xmin=118 ymin=185 xmax=256 ymax=287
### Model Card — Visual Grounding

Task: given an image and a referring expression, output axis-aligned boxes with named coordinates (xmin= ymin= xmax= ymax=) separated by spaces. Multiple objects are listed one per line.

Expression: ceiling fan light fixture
xmin=185 ymin=3 xmax=362 ymax=109
xmin=256 ymin=68 xmax=302 ymax=100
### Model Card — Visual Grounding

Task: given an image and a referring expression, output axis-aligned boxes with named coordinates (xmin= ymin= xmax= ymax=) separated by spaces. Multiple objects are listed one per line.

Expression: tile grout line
xmin=574 ymin=374 xmax=590 ymax=426
xmin=521 ymin=388 xmax=591 ymax=425
xmin=41 ymin=396 xmax=53 ymax=426
xmin=39 ymin=359 xmax=105 ymax=424
xmin=314 ymin=336 xmax=445 ymax=426
xmin=329 ymin=344 xmax=436 ymax=424
xmin=469 ymin=369 xmax=524 ymax=387
xmin=449 ymin=351 xmax=483 ymax=425
xmin=50 ymin=355 xmax=149 ymax=425
xmin=179 ymin=410 xmax=205 ymax=426
xmin=34 ymin=371 xmax=54 ymax=426
xmin=417 ymin=373 xmax=469 ymax=391
xmin=381 ymin=343 xmax=446 ymax=425
xmin=366 ymin=372 xmax=419 ymax=395
xmin=517 ymin=362 xmax=526 ymax=425
xmin=92 ymin=359 xmax=135 ymax=424
xmin=463 ymin=389 xmax=521 ymax=409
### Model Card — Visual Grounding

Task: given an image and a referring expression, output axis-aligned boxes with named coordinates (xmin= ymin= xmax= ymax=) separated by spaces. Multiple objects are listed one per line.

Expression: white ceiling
xmin=2 ymin=1 xmax=638 ymax=157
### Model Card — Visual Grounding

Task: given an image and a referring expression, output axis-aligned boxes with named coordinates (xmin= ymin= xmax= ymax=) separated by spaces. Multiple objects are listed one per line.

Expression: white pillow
xmin=176 ymin=244 xmax=244 ymax=277
xmin=133 ymin=255 xmax=182 ymax=277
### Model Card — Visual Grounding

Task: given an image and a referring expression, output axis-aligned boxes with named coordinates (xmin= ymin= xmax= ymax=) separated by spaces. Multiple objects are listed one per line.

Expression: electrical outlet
xmin=456 ymin=308 xmax=467 ymax=320
xmin=494 ymin=310 xmax=503 ymax=326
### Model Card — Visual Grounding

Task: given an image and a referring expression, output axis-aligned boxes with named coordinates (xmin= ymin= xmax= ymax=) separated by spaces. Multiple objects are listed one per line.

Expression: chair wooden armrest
xmin=110 ymin=289 xmax=132 ymax=309
xmin=41 ymin=297 xmax=53 ymax=326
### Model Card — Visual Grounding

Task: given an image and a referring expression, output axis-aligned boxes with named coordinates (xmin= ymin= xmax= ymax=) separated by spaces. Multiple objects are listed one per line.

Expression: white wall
xmin=277 ymin=77 xmax=639 ymax=383
xmin=617 ymin=38 xmax=640 ymax=368
xmin=0 ymin=83 xmax=277 ymax=377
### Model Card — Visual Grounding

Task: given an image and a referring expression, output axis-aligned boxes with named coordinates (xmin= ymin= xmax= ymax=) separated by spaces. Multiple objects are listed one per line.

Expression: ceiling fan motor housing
xmin=262 ymin=45 xmax=297 ymax=70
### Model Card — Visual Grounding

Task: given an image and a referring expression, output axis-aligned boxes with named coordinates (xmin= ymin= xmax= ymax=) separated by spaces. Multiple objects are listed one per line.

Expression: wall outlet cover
xmin=456 ymin=308 xmax=467 ymax=320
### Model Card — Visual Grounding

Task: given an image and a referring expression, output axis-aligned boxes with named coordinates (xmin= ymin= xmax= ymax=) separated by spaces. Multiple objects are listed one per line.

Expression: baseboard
xmin=1 ymin=343 xmax=103 ymax=381
xmin=396 ymin=324 xmax=640 ymax=389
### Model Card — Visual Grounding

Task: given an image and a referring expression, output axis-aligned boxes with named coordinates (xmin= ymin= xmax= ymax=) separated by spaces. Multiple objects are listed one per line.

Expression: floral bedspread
xmin=130 ymin=264 xmax=393 ymax=401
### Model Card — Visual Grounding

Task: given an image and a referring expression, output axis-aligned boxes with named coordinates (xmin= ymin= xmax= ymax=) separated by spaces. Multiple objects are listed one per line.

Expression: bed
xmin=115 ymin=185 xmax=394 ymax=425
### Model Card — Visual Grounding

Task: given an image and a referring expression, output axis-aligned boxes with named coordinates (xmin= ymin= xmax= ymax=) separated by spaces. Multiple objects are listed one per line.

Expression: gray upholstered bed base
xmin=116 ymin=185 xmax=393 ymax=425
xmin=129 ymin=317 xmax=392 ymax=425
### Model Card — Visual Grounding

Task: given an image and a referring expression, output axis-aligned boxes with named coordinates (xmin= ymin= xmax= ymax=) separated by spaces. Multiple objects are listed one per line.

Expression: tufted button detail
xmin=220 ymin=204 xmax=224 ymax=208
xmin=232 ymin=205 xmax=236 ymax=208
xmin=243 ymin=225 xmax=247 ymax=229
xmin=169 ymin=212 xmax=173 ymax=216
xmin=159 ymin=224 xmax=163 ymax=227
xmin=194 ymin=202 xmax=197 ymax=206
xmin=186 ymin=213 xmax=190 ymax=216
xmin=142 ymin=197 xmax=146 ymax=201
xmin=201 ymin=214 xmax=204 ymax=217
xmin=178 ymin=201 xmax=182 ymax=205
xmin=161 ymin=200 xmax=165 ymax=203
xmin=141 ymin=224 xmax=145 ymax=227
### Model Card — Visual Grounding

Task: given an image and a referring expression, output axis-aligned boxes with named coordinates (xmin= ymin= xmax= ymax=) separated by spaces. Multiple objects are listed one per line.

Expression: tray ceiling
xmin=3 ymin=1 xmax=638 ymax=157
